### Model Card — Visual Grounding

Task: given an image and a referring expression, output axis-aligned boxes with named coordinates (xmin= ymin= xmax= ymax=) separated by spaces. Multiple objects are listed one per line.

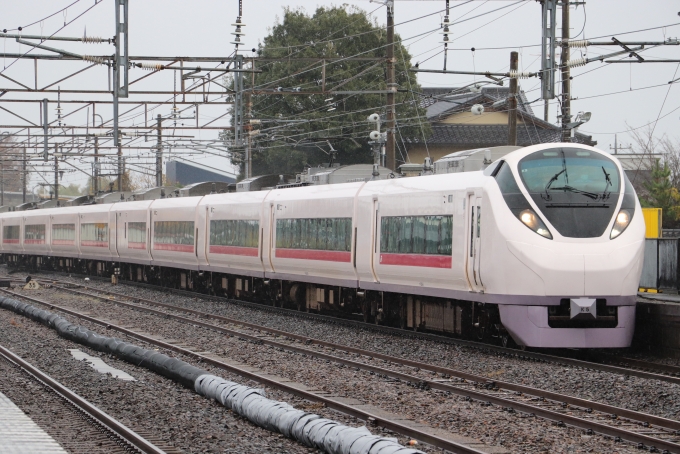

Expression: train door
xmin=369 ymin=197 xmax=380 ymax=283
xmin=115 ymin=212 xmax=120 ymax=256
xmin=466 ymin=194 xmax=484 ymax=292
xmin=268 ymin=203 xmax=276 ymax=272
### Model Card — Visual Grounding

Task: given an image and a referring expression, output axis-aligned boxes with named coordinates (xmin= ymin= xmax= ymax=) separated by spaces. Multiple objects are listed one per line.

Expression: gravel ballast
xmin=0 ymin=302 xmax=319 ymax=454
xmin=3 ymin=280 xmax=653 ymax=454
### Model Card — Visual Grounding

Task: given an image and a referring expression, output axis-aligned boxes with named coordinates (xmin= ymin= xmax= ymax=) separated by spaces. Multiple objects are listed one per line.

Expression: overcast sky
xmin=1 ymin=0 xmax=679 ymax=190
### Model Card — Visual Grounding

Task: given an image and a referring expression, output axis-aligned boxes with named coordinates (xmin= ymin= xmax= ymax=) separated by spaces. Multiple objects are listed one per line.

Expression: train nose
xmin=506 ymin=240 xmax=584 ymax=295
xmin=583 ymin=241 xmax=644 ymax=295
xmin=506 ymin=239 xmax=644 ymax=296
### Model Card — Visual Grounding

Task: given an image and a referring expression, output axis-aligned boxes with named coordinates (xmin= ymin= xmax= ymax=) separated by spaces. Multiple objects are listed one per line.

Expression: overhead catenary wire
xmin=0 ymin=0 xmax=103 ymax=75
xmin=5 ymin=3 xmax=680 ymax=186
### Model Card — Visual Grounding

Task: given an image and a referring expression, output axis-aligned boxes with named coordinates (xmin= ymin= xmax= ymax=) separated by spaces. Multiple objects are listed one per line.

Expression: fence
xmin=640 ymin=238 xmax=679 ymax=290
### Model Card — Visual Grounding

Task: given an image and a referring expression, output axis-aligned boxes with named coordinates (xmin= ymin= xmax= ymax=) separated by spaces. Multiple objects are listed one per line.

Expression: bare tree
xmin=659 ymin=136 xmax=680 ymax=189
xmin=626 ymin=126 xmax=667 ymax=199
xmin=0 ymin=134 xmax=26 ymax=193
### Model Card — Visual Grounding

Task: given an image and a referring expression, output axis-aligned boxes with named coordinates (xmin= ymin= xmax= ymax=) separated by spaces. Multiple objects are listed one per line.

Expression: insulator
xmin=508 ymin=70 xmax=531 ymax=79
xmin=81 ymin=35 xmax=104 ymax=44
xmin=231 ymin=31 xmax=246 ymax=36
xmin=138 ymin=62 xmax=164 ymax=70
xmin=231 ymin=22 xmax=247 ymax=27
xmin=82 ymin=55 xmax=107 ymax=65
xmin=566 ymin=57 xmax=587 ymax=68
xmin=567 ymin=39 xmax=589 ymax=48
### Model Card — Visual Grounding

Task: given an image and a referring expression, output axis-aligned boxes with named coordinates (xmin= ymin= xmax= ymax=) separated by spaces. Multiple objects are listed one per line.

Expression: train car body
xmin=0 ymin=143 xmax=645 ymax=349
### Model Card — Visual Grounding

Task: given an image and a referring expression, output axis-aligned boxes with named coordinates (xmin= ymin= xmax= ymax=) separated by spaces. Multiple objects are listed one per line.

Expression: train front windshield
xmin=518 ymin=148 xmax=621 ymax=238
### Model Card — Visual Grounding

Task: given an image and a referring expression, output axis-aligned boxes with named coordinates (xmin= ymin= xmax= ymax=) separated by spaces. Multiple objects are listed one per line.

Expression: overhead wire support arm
xmin=1 ymin=33 xmax=111 ymax=43
xmin=133 ymin=62 xmax=259 ymax=73
xmin=564 ymin=38 xmax=679 ymax=46
xmin=606 ymin=59 xmax=680 ymax=64
xmin=566 ymin=45 xmax=645 ymax=68
xmin=410 ymin=67 xmax=535 ymax=79
xmin=15 ymin=38 xmax=86 ymax=60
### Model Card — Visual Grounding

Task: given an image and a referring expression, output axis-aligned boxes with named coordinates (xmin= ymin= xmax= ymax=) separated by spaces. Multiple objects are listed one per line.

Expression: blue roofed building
xmin=166 ymin=160 xmax=237 ymax=186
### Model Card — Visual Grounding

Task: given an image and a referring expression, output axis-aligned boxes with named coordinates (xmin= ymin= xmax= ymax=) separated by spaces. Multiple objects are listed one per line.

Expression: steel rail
xmin=0 ymin=343 xmax=166 ymax=454
xmin=64 ymin=275 xmax=680 ymax=386
xmin=34 ymin=284 xmax=680 ymax=453
xmin=1 ymin=289 xmax=486 ymax=454
xmin=591 ymin=353 xmax=680 ymax=377
xmin=27 ymin=272 xmax=680 ymax=386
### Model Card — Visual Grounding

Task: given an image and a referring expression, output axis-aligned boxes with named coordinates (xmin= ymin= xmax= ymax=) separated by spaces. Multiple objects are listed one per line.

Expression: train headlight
xmin=610 ymin=209 xmax=631 ymax=239
xmin=519 ymin=209 xmax=552 ymax=239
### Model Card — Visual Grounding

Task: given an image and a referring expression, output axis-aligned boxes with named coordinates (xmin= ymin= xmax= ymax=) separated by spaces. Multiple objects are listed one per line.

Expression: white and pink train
xmin=0 ymin=143 xmax=645 ymax=348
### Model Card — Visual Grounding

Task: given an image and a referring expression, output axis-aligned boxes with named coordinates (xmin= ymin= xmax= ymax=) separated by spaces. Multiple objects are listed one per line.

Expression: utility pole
xmin=114 ymin=0 xmax=129 ymax=192
xmin=54 ymin=146 xmax=59 ymax=206
xmin=233 ymin=54 xmax=245 ymax=177
xmin=117 ymin=142 xmax=123 ymax=191
xmin=42 ymin=98 xmax=49 ymax=162
xmin=541 ymin=0 xmax=558 ymax=122
xmin=609 ymin=134 xmax=632 ymax=155
xmin=22 ymin=147 xmax=26 ymax=203
xmin=508 ymin=51 xmax=519 ymax=146
xmin=156 ymin=114 xmax=163 ymax=186
xmin=93 ymin=136 xmax=99 ymax=194
xmin=0 ymin=162 xmax=4 ymax=207
xmin=385 ymin=1 xmax=396 ymax=171
xmin=245 ymin=93 xmax=252 ymax=179
xmin=560 ymin=1 xmax=571 ymax=142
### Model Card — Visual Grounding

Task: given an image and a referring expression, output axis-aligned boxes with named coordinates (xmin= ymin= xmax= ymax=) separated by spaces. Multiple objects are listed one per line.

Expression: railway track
xmin=1 ymin=288 xmax=490 ymax=454
xmin=11 ymin=282 xmax=680 ymax=454
xmin=31 ymin=272 xmax=680 ymax=385
xmin=0 ymin=343 xmax=169 ymax=454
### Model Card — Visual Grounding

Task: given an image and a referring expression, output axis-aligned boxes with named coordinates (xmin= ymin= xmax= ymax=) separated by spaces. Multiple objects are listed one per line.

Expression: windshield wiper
xmin=601 ymin=166 xmax=612 ymax=200
xmin=543 ymin=168 xmax=566 ymax=201
xmin=549 ymin=185 xmax=600 ymax=200
xmin=542 ymin=150 xmax=569 ymax=201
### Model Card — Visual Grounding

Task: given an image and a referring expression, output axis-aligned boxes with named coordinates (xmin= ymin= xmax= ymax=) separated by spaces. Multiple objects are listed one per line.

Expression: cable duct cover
xmin=0 ymin=296 xmax=424 ymax=454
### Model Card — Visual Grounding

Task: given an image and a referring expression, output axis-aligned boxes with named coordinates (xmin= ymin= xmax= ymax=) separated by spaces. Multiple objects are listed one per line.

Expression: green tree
xmin=642 ymin=160 xmax=680 ymax=227
xmin=224 ymin=6 xmax=429 ymax=177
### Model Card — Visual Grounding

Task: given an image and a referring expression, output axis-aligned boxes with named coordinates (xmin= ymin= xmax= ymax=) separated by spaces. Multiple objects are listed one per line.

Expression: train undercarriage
xmin=2 ymin=253 xmax=512 ymax=347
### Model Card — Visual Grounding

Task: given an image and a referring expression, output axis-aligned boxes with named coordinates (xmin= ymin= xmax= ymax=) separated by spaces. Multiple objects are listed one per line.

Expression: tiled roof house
xmin=402 ymin=86 xmax=597 ymax=164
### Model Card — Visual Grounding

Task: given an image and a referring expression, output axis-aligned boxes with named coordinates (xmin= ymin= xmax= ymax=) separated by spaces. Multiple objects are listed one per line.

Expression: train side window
xmin=380 ymin=215 xmax=453 ymax=256
xmin=52 ymin=224 xmax=75 ymax=243
xmin=276 ymin=218 xmax=351 ymax=252
xmin=154 ymin=221 xmax=194 ymax=245
xmin=24 ymin=224 xmax=46 ymax=241
xmin=3 ymin=225 xmax=20 ymax=241
xmin=81 ymin=223 xmax=109 ymax=243
xmin=210 ymin=220 xmax=258 ymax=248
xmin=128 ymin=222 xmax=146 ymax=243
